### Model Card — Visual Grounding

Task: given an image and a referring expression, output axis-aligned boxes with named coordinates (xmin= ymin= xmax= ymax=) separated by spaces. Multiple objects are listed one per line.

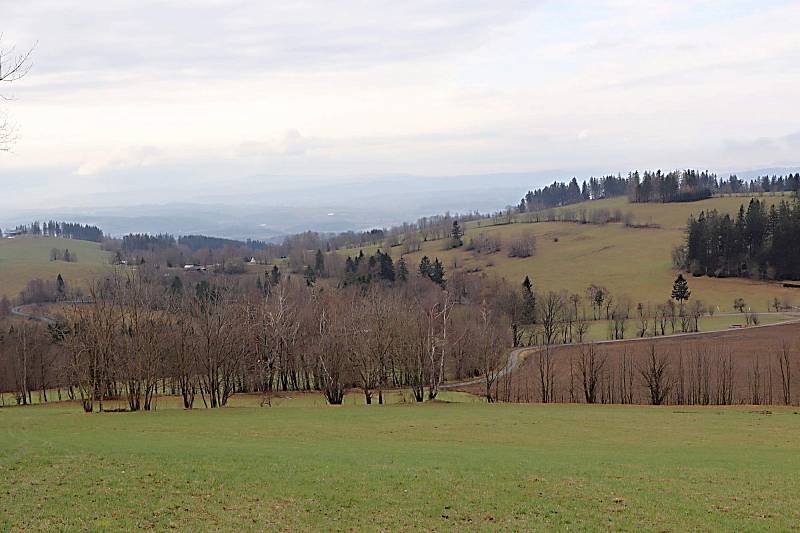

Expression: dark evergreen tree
xmin=377 ymin=250 xmax=395 ymax=282
xmin=397 ymin=257 xmax=409 ymax=282
xmin=270 ymin=265 xmax=281 ymax=286
xmin=170 ymin=275 xmax=183 ymax=295
xmin=520 ymin=275 xmax=536 ymax=324
xmin=450 ymin=220 xmax=464 ymax=248
xmin=429 ymin=258 xmax=446 ymax=287
xmin=418 ymin=256 xmax=432 ymax=278
xmin=685 ymin=199 xmax=800 ymax=280
xmin=56 ymin=274 xmax=65 ymax=299
xmin=315 ymin=249 xmax=325 ymax=277
xmin=304 ymin=266 xmax=316 ymax=287
xmin=671 ymin=274 xmax=691 ymax=303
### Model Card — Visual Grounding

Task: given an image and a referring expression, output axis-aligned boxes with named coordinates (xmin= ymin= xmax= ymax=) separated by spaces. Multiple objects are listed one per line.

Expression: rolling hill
xmin=0 ymin=235 xmax=112 ymax=299
xmin=2 ymin=193 xmax=797 ymax=311
xmin=340 ymin=193 xmax=799 ymax=312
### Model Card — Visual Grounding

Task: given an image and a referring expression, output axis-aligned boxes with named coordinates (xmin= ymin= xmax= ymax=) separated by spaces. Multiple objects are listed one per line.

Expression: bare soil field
xmin=463 ymin=322 xmax=800 ymax=406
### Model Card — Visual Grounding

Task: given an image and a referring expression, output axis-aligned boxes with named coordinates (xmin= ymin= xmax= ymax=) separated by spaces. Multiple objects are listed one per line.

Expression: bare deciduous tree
xmin=578 ymin=343 xmax=605 ymax=404
xmin=0 ymin=35 xmax=34 ymax=151
xmin=63 ymin=284 xmax=121 ymax=412
xmin=639 ymin=345 xmax=672 ymax=405
xmin=536 ymin=346 xmax=556 ymax=403
xmin=507 ymin=232 xmax=536 ymax=258
xmin=475 ymin=302 xmax=505 ymax=402
xmin=776 ymin=342 xmax=792 ymax=405
xmin=190 ymin=282 xmax=245 ymax=408
xmin=539 ymin=291 xmax=563 ymax=346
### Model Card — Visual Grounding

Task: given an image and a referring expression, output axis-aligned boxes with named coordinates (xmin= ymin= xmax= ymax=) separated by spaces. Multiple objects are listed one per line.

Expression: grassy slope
xmin=519 ymin=313 xmax=792 ymax=342
xmin=0 ymin=236 xmax=112 ymax=298
xmin=343 ymin=194 xmax=797 ymax=312
xmin=2 ymin=400 xmax=799 ymax=531
xmin=537 ymin=192 xmax=794 ymax=230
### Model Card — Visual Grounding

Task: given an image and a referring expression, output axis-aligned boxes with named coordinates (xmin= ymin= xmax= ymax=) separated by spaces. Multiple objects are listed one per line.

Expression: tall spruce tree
xmin=450 ymin=220 xmax=464 ymax=248
xmin=314 ymin=249 xmax=325 ymax=278
xmin=56 ymin=273 xmax=65 ymax=299
xmin=170 ymin=275 xmax=183 ymax=295
xmin=304 ymin=265 xmax=316 ymax=287
xmin=521 ymin=275 xmax=536 ymax=324
xmin=397 ymin=257 xmax=409 ymax=282
xmin=378 ymin=251 xmax=395 ymax=282
xmin=671 ymin=274 xmax=691 ymax=303
xmin=429 ymin=258 xmax=446 ymax=287
xmin=418 ymin=256 xmax=432 ymax=278
xmin=270 ymin=265 xmax=281 ymax=286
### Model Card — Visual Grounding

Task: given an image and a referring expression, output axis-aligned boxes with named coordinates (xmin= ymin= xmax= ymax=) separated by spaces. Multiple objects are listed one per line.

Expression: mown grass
xmin=0 ymin=236 xmax=112 ymax=298
xmin=2 ymin=399 xmax=799 ymax=531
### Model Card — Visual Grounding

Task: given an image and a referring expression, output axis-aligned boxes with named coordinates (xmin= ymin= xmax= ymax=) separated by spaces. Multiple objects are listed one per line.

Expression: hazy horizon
xmin=2 ymin=0 xmax=800 ymax=215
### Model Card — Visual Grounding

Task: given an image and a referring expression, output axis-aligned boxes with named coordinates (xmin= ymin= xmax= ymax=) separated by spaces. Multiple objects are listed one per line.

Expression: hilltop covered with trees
xmin=683 ymin=198 xmax=800 ymax=280
xmin=518 ymin=170 xmax=800 ymax=212
xmin=4 ymin=221 xmax=104 ymax=242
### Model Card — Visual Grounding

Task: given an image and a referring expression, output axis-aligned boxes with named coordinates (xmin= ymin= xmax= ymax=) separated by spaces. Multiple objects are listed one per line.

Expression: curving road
xmin=442 ymin=346 xmax=535 ymax=389
xmin=10 ymin=304 xmax=57 ymax=325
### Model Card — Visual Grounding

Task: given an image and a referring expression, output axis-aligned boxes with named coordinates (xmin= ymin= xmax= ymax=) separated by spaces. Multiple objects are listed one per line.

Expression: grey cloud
xmin=7 ymin=0 xmax=540 ymax=86
xmin=723 ymin=131 xmax=800 ymax=153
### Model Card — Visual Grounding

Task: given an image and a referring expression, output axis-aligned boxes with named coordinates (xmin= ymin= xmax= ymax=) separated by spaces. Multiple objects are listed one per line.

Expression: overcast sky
xmin=2 ymin=0 xmax=800 ymax=209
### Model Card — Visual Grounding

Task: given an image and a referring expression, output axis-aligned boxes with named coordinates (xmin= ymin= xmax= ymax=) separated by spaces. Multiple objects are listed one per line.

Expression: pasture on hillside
xmin=536 ymin=192 xmax=795 ymax=230
xmin=0 ymin=236 xmax=112 ymax=299
xmin=2 ymin=400 xmax=799 ymax=531
xmin=337 ymin=194 xmax=800 ymax=312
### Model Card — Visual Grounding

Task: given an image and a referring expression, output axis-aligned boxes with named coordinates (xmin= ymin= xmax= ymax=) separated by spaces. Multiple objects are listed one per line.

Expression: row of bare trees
xmin=1 ymin=272 xmax=510 ymax=410
xmin=4 ymin=268 xmax=796 ymax=409
xmin=494 ymin=342 xmax=799 ymax=406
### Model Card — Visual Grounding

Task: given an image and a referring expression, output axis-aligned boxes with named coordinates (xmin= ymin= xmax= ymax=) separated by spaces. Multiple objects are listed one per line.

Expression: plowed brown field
xmin=463 ymin=321 xmax=800 ymax=405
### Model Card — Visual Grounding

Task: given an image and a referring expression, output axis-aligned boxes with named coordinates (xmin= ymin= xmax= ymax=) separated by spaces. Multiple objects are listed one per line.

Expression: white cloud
xmin=75 ymin=146 xmax=165 ymax=176
xmin=2 ymin=0 xmax=800 ymax=209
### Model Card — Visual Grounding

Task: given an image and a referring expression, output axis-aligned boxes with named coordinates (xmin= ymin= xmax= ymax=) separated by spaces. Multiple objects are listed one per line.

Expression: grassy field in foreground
xmin=0 ymin=236 xmax=112 ymax=299
xmin=2 ymin=400 xmax=799 ymax=531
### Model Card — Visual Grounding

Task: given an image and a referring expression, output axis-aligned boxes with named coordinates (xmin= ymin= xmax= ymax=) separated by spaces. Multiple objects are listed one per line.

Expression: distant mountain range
xmin=2 ymin=167 xmax=798 ymax=241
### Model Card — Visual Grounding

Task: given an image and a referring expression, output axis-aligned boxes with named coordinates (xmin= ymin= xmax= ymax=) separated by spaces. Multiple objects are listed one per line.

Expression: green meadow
xmin=2 ymin=398 xmax=799 ymax=531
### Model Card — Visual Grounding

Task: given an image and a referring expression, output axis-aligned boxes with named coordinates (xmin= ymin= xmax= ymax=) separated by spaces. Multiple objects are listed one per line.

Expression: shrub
xmin=467 ymin=232 xmax=502 ymax=255
xmin=508 ymin=232 xmax=536 ymax=258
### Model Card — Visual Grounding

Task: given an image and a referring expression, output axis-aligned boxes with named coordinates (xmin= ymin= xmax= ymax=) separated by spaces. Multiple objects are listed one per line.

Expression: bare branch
xmin=0 ymin=35 xmax=35 ymax=83
xmin=0 ymin=35 xmax=34 ymax=151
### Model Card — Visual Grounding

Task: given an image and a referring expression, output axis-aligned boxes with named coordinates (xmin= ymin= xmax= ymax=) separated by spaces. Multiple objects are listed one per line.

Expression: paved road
xmin=10 ymin=304 xmax=57 ymax=325
xmin=10 ymin=300 xmax=94 ymax=326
